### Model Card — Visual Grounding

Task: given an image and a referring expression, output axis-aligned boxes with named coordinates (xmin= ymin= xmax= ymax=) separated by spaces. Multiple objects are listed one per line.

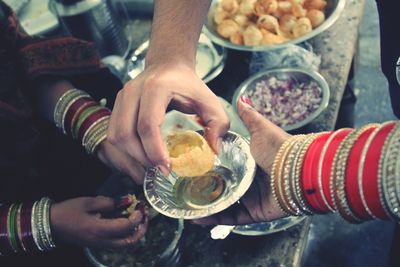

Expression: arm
xmin=107 ymin=0 xmax=230 ymax=174
xmin=145 ymin=0 xmax=212 ymax=67
xmin=195 ymin=98 xmax=400 ymax=225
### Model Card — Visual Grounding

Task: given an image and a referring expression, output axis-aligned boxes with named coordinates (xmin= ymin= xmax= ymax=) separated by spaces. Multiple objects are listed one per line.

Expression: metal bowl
xmin=128 ymin=33 xmax=226 ymax=83
xmin=144 ymin=130 xmax=256 ymax=220
xmin=203 ymin=0 xmax=346 ymax=51
xmin=232 ymin=67 xmax=330 ymax=131
xmin=85 ymin=217 xmax=184 ymax=267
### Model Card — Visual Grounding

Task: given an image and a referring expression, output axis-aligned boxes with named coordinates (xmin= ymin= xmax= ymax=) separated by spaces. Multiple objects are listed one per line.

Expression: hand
xmin=50 ymin=196 xmax=148 ymax=249
xmin=194 ymin=97 xmax=290 ymax=225
xmin=107 ymin=63 xmax=230 ymax=174
xmin=96 ymin=140 xmax=145 ymax=184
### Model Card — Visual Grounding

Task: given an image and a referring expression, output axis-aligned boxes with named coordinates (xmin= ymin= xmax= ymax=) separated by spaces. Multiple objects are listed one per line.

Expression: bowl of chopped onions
xmin=232 ymin=67 xmax=330 ymax=131
xmin=203 ymin=0 xmax=345 ymax=51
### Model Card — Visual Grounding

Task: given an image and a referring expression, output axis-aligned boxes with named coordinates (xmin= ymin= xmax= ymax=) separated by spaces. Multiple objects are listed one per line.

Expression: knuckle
xmin=137 ymin=119 xmax=153 ymax=136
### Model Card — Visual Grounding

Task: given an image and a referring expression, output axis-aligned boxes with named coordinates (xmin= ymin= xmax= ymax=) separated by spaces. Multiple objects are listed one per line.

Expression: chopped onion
xmin=245 ymin=75 xmax=322 ymax=127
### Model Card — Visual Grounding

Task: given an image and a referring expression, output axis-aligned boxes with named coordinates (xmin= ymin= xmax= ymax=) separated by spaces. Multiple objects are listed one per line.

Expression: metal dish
xmin=128 ymin=34 xmax=226 ymax=83
xmin=144 ymin=130 xmax=256 ymax=220
xmin=232 ymin=67 xmax=330 ymax=131
xmin=85 ymin=217 xmax=184 ymax=267
xmin=232 ymin=216 xmax=306 ymax=236
xmin=203 ymin=0 xmax=346 ymax=51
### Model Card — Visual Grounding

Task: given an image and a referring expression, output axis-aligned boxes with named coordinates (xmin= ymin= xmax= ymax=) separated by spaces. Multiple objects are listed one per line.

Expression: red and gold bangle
xmin=302 ymin=132 xmax=332 ymax=213
xmin=78 ymin=108 xmax=111 ymax=142
xmin=362 ymin=122 xmax=396 ymax=219
xmin=320 ymin=128 xmax=352 ymax=212
xmin=63 ymin=97 xmax=94 ymax=135
xmin=345 ymin=124 xmax=379 ymax=220
xmin=292 ymin=133 xmax=324 ymax=215
xmin=0 ymin=204 xmax=12 ymax=254
xmin=332 ymin=126 xmax=375 ymax=223
xmin=271 ymin=135 xmax=303 ymax=215
xmin=381 ymin=122 xmax=400 ymax=220
xmin=72 ymin=106 xmax=103 ymax=140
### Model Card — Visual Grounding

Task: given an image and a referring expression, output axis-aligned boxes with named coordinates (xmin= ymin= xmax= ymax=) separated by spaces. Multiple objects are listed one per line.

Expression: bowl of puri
xmin=203 ymin=0 xmax=346 ymax=51
xmin=144 ymin=130 xmax=256 ymax=219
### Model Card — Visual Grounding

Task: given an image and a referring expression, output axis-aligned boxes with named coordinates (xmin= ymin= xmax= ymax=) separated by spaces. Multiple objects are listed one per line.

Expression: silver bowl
xmin=85 ymin=217 xmax=184 ymax=267
xmin=144 ymin=130 xmax=256 ymax=220
xmin=203 ymin=0 xmax=346 ymax=51
xmin=232 ymin=67 xmax=330 ymax=131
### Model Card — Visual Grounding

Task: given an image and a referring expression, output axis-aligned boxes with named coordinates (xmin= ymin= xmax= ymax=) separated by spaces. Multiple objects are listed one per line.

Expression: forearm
xmin=145 ymin=0 xmax=211 ymax=68
xmin=271 ymin=122 xmax=400 ymax=222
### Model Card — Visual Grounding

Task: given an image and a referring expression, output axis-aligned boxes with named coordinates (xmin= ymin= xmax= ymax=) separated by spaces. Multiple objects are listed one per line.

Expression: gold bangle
xmin=381 ymin=122 xmax=400 ymax=220
xmin=318 ymin=128 xmax=352 ymax=212
xmin=277 ymin=135 xmax=306 ymax=215
xmin=332 ymin=124 xmax=377 ymax=223
xmin=271 ymin=135 xmax=302 ymax=215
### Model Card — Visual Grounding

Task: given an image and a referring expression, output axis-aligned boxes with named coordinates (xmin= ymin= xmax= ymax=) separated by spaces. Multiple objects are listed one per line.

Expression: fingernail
xmin=239 ymin=95 xmax=252 ymax=107
xmin=157 ymin=164 xmax=170 ymax=175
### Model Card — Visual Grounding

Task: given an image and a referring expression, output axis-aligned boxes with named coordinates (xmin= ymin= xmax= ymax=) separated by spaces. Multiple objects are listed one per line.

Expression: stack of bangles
xmin=0 ymin=198 xmax=55 ymax=255
xmin=271 ymin=121 xmax=400 ymax=223
xmin=53 ymin=88 xmax=111 ymax=154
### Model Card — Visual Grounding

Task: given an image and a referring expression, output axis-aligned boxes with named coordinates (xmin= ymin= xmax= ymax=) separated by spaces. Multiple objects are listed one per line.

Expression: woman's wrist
xmin=0 ymin=198 xmax=55 ymax=255
xmin=53 ymin=88 xmax=110 ymax=155
xmin=270 ymin=121 xmax=400 ymax=223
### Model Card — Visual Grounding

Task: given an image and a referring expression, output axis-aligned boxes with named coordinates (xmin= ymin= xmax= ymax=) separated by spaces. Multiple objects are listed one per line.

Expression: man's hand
xmin=107 ymin=63 xmax=229 ymax=174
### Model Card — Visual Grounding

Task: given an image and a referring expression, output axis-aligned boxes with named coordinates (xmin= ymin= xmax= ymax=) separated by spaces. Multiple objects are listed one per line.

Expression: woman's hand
xmin=96 ymin=140 xmax=145 ymax=184
xmin=107 ymin=63 xmax=230 ymax=174
xmin=50 ymin=196 xmax=148 ymax=249
xmin=194 ymin=98 xmax=290 ymax=225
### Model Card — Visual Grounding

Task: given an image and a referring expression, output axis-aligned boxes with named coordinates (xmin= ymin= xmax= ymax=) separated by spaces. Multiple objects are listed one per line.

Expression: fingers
xmin=196 ymin=91 xmax=230 ymax=153
xmin=137 ymin=83 xmax=171 ymax=173
xmin=86 ymin=196 xmax=116 ymax=213
xmin=107 ymin=87 xmax=152 ymax=167
xmin=236 ymin=96 xmax=267 ymax=135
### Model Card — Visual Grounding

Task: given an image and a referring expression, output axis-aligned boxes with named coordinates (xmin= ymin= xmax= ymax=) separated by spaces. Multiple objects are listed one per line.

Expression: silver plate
xmin=203 ymin=0 xmax=346 ymax=52
xmin=128 ymin=34 xmax=226 ymax=83
xmin=144 ymin=130 xmax=256 ymax=220
xmin=232 ymin=67 xmax=330 ymax=131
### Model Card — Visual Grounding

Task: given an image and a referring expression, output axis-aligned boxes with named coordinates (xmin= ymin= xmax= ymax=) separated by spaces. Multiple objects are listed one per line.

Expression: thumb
xmin=237 ymin=96 xmax=266 ymax=135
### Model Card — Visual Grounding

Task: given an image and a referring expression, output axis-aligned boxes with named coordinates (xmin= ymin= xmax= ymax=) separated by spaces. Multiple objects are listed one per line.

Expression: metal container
xmin=203 ymin=0 xmax=346 ymax=51
xmin=49 ymin=0 xmax=130 ymax=58
xmin=232 ymin=67 xmax=330 ymax=131
xmin=144 ymin=130 xmax=256 ymax=220
xmin=85 ymin=217 xmax=184 ymax=267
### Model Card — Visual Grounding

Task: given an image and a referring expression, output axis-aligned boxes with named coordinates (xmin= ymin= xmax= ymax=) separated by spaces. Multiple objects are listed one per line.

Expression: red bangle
xmin=320 ymin=128 xmax=353 ymax=211
xmin=301 ymin=132 xmax=331 ymax=213
xmin=345 ymin=126 xmax=378 ymax=220
xmin=63 ymin=97 xmax=94 ymax=135
xmin=20 ymin=202 xmax=36 ymax=253
xmin=309 ymin=132 xmax=332 ymax=213
xmin=70 ymin=102 xmax=98 ymax=136
xmin=0 ymin=204 xmax=12 ymax=254
xmin=361 ymin=122 xmax=396 ymax=219
xmin=77 ymin=108 xmax=111 ymax=142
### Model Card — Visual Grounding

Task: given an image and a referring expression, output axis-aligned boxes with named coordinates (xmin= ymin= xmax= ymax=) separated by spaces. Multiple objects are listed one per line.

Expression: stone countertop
xmin=125 ymin=0 xmax=366 ymax=266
